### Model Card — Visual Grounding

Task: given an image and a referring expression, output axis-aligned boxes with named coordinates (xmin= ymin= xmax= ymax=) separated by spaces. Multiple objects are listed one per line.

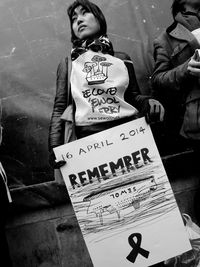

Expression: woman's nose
xmin=77 ymin=15 xmax=84 ymax=25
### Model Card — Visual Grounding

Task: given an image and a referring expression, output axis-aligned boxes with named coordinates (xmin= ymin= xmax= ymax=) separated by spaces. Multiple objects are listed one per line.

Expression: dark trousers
xmin=187 ymin=140 xmax=200 ymax=224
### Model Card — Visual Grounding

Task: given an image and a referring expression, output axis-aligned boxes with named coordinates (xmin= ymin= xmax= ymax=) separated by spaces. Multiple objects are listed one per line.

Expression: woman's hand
xmin=49 ymin=151 xmax=66 ymax=169
xmin=146 ymin=99 xmax=165 ymax=123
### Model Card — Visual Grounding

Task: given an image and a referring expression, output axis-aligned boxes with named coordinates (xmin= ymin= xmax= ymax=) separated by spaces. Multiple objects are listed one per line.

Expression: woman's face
xmin=72 ymin=5 xmax=100 ymax=40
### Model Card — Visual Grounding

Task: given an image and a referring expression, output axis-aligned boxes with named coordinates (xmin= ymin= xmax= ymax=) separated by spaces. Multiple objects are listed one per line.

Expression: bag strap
xmin=66 ymin=57 xmax=72 ymax=106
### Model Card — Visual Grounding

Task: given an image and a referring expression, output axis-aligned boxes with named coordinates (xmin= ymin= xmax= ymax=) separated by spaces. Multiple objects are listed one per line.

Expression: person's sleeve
xmin=151 ymin=38 xmax=192 ymax=93
xmin=123 ymin=55 xmax=150 ymax=114
xmin=48 ymin=57 xmax=69 ymax=151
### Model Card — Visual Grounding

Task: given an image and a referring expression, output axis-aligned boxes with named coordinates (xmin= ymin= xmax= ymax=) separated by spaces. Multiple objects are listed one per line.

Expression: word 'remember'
xmin=69 ymin=148 xmax=151 ymax=189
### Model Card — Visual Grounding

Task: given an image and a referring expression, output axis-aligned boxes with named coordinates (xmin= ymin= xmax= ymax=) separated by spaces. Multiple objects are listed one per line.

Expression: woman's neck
xmin=83 ymin=33 xmax=102 ymax=42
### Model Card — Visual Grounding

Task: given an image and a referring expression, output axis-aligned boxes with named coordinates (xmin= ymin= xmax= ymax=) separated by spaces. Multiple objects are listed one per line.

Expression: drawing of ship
xmin=86 ymin=71 xmax=107 ymax=85
xmin=83 ymin=175 xmax=157 ymax=225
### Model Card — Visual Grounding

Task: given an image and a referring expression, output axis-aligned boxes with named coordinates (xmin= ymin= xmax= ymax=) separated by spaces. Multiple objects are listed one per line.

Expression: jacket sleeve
xmin=151 ymin=37 xmax=192 ymax=93
xmin=121 ymin=53 xmax=150 ymax=113
xmin=48 ymin=57 xmax=69 ymax=151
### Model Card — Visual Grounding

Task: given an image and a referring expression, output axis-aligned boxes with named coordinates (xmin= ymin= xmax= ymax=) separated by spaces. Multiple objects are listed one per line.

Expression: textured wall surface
xmin=0 ymin=0 xmax=172 ymax=187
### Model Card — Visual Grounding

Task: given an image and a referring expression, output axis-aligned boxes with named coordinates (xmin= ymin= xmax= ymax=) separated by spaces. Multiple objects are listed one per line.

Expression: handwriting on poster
xmin=61 ymin=125 xmax=146 ymax=158
xmin=65 ymin=147 xmax=151 ymax=189
xmin=59 ymin=125 xmax=148 ymax=189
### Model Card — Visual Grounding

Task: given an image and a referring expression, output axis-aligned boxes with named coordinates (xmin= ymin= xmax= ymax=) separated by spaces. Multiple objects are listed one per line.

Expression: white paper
xmin=54 ymin=117 xmax=191 ymax=267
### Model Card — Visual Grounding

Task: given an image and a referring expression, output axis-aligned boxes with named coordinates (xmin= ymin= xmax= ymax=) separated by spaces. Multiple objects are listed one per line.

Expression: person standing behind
xmin=151 ymin=0 xmax=200 ymax=151
xmin=48 ymin=0 xmax=164 ymax=169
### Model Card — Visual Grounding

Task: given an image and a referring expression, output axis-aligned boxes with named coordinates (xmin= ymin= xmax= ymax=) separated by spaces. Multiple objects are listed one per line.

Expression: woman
xmin=48 ymin=0 xmax=164 ymax=168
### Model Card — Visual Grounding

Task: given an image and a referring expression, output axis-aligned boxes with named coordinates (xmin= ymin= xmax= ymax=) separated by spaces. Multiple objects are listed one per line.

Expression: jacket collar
xmin=167 ymin=22 xmax=200 ymax=52
xmin=168 ymin=22 xmax=196 ymax=42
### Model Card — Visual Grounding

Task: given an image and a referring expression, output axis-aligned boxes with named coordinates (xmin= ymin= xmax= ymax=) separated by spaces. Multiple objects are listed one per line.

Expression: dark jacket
xmin=151 ymin=22 xmax=200 ymax=134
xmin=48 ymin=52 xmax=150 ymax=151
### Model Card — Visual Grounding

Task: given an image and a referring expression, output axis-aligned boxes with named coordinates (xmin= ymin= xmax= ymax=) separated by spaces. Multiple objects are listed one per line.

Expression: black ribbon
xmin=126 ymin=233 xmax=149 ymax=263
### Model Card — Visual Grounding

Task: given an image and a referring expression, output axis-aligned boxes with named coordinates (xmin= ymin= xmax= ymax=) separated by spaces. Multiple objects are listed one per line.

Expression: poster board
xmin=54 ymin=117 xmax=191 ymax=267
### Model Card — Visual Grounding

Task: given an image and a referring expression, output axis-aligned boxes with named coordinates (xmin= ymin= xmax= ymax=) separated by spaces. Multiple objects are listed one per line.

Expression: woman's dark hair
xmin=171 ymin=0 xmax=186 ymax=18
xmin=67 ymin=0 xmax=107 ymax=44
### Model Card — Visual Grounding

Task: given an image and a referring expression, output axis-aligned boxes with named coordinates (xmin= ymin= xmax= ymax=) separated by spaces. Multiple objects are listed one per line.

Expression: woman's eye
xmin=72 ymin=16 xmax=77 ymax=23
xmin=82 ymin=9 xmax=88 ymax=15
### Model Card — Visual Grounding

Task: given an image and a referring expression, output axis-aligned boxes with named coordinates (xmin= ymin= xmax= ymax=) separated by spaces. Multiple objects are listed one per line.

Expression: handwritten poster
xmin=54 ymin=117 xmax=191 ymax=267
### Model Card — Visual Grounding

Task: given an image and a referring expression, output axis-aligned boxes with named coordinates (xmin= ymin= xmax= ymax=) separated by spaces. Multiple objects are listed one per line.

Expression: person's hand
xmin=49 ymin=151 xmax=66 ymax=169
xmin=187 ymin=49 xmax=200 ymax=77
xmin=146 ymin=99 xmax=165 ymax=124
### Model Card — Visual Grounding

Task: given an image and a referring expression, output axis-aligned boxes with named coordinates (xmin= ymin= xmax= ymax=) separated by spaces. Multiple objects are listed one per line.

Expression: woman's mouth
xmin=78 ymin=25 xmax=87 ymax=32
